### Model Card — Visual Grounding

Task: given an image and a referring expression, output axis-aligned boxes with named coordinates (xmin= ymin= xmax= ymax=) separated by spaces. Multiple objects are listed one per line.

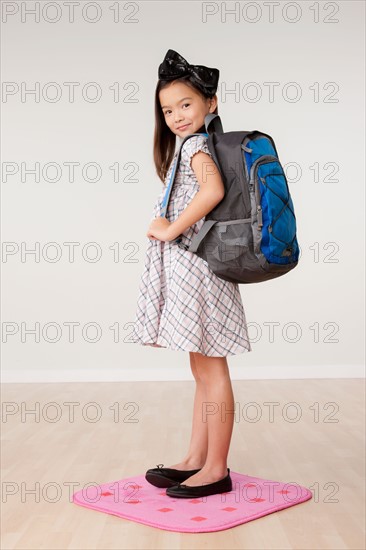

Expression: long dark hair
xmin=153 ymin=75 xmax=219 ymax=184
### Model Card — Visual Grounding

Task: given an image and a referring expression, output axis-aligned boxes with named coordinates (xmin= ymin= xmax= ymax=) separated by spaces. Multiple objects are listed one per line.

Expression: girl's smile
xmin=176 ymin=123 xmax=191 ymax=131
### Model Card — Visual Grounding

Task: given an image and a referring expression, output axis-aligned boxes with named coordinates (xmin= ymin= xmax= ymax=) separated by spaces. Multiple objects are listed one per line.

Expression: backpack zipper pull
xmin=257 ymin=205 xmax=263 ymax=228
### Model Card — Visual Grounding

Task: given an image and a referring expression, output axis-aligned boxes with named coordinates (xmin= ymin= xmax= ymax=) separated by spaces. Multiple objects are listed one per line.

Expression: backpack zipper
xmin=249 ymin=155 xmax=279 ymax=229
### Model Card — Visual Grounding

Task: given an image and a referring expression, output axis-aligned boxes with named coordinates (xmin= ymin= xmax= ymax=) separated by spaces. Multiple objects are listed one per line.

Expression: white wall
xmin=2 ymin=1 xmax=364 ymax=381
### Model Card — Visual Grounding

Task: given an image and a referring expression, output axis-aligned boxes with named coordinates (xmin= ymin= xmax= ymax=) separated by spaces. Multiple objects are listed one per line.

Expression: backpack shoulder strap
xmin=160 ymin=132 xmax=208 ymax=219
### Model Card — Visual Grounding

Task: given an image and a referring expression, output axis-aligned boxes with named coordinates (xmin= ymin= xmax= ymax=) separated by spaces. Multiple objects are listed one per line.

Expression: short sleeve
xmin=180 ymin=134 xmax=212 ymax=170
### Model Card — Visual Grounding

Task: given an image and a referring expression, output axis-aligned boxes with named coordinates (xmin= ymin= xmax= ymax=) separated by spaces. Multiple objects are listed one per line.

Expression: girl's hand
xmin=147 ymin=216 xmax=174 ymax=242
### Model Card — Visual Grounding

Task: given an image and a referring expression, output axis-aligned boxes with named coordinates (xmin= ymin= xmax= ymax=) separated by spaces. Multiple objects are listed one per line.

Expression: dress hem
xmin=132 ymin=337 xmax=252 ymax=358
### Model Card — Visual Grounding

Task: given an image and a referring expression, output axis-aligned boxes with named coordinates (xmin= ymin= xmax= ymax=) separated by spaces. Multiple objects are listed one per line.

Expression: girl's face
xmin=159 ymin=81 xmax=217 ymax=138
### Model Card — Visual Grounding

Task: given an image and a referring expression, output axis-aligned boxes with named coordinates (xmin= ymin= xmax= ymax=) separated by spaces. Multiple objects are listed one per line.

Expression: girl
xmin=132 ymin=49 xmax=252 ymax=498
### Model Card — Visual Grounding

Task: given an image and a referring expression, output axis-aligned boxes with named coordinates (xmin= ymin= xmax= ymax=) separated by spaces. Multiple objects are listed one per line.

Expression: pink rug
xmin=73 ymin=470 xmax=312 ymax=533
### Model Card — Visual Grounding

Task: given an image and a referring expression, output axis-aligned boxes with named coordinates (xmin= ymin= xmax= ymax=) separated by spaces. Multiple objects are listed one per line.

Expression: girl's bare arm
xmin=167 ymin=152 xmax=225 ymax=241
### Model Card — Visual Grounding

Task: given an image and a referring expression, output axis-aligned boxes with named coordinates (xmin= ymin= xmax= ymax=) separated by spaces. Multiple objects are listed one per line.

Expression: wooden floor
xmin=1 ymin=379 xmax=365 ymax=549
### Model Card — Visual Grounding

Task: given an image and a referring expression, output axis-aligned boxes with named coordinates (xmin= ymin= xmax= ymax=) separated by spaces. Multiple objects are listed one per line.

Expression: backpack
xmin=160 ymin=113 xmax=300 ymax=284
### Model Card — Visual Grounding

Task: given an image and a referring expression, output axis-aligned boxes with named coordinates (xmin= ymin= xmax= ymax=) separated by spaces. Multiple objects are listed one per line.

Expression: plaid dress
xmin=131 ymin=134 xmax=252 ymax=357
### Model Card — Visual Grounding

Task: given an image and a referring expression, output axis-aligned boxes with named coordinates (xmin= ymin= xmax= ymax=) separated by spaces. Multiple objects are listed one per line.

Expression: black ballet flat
xmin=166 ymin=468 xmax=232 ymax=498
xmin=145 ymin=463 xmax=202 ymax=488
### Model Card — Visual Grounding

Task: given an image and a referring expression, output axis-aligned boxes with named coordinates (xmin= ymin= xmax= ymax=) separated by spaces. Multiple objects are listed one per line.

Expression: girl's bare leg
xmin=178 ymin=353 xmax=234 ymax=485
xmin=167 ymin=352 xmax=208 ymax=470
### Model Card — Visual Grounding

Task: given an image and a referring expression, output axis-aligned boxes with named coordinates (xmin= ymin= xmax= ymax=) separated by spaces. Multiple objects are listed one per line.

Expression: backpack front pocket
xmin=252 ymin=156 xmax=299 ymax=263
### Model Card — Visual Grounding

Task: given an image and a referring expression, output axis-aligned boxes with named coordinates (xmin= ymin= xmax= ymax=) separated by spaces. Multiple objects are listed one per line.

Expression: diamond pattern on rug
xmin=73 ymin=470 xmax=312 ymax=533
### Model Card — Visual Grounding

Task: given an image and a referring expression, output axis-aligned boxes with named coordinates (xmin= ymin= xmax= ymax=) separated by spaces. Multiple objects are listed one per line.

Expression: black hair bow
xmin=158 ymin=49 xmax=219 ymax=97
